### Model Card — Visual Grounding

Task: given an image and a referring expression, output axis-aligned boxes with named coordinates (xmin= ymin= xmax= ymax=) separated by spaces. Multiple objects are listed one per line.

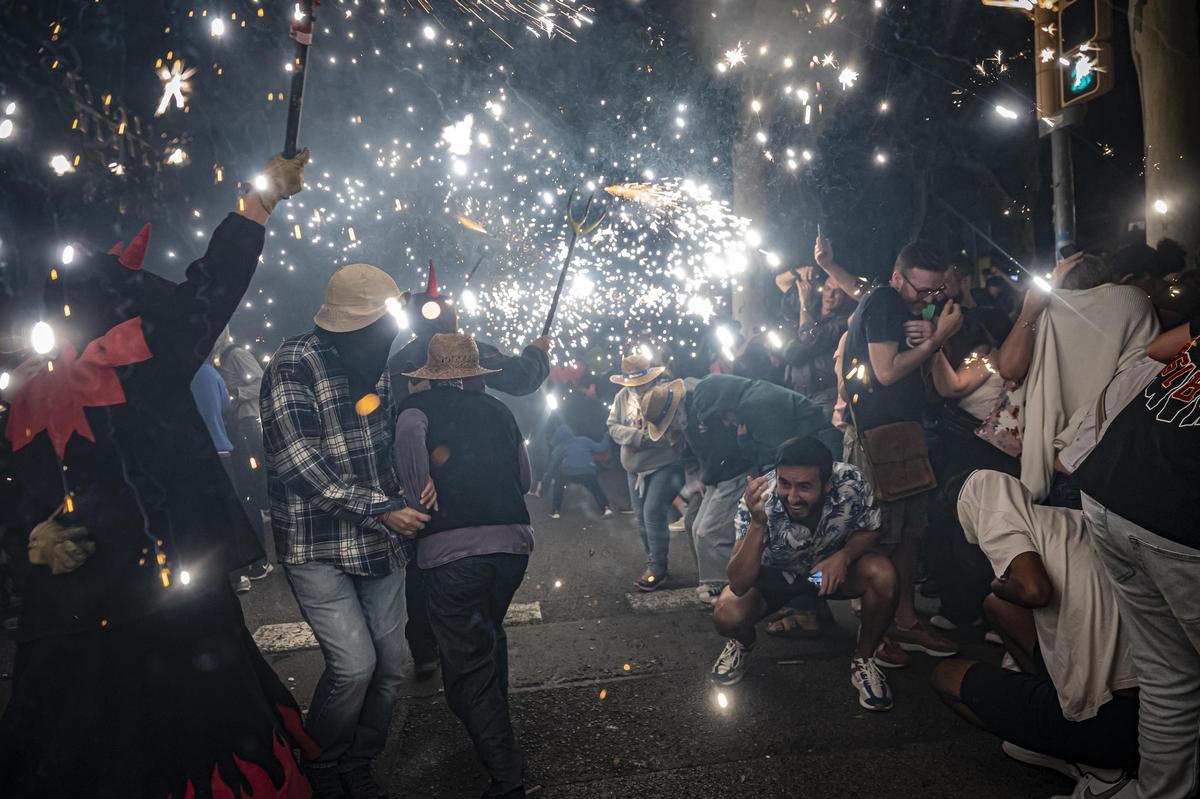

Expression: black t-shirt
xmin=1077 ymin=319 xmax=1200 ymax=548
xmin=844 ymin=285 xmax=927 ymax=431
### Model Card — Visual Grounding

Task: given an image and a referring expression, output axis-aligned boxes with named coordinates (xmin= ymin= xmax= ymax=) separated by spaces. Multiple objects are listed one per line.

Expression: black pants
xmin=927 ymin=409 xmax=1019 ymax=625
xmin=425 ymin=553 xmax=528 ymax=797
xmin=404 ymin=559 xmax=438 ymax=665
xmin=960 ymin=658 xmax=1139 ymax=769
xmin=550 ymin=474 xmax=608 ymax=514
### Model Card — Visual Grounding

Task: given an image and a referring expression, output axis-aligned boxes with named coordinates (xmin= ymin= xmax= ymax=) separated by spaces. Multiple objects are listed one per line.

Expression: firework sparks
xmin=456 ymin=215 xmax=490 ymax=234
xmin=156 ymin=60 xmax=197 ymax=117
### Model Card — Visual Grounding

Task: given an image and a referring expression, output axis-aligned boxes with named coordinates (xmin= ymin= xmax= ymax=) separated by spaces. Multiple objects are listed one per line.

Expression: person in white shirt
xmin=931 ymin=470 xmax=1139 ymax=793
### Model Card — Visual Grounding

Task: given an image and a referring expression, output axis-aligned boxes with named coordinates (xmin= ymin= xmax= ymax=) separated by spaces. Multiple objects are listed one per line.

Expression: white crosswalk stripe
xmin=252 ymin=600 xmax=544 ymax=654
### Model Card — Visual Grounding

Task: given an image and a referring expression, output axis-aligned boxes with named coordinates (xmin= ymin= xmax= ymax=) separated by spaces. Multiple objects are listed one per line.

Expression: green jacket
xmin=685 ymin=374 xmax=841 ymax=480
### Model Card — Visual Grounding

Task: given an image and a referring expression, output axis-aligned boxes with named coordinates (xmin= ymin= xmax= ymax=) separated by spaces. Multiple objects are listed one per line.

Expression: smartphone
xmin=808 ymin=570 xmax=823 ymax=589
xmin=1057 ymin=243 xmax=1078 ymax=261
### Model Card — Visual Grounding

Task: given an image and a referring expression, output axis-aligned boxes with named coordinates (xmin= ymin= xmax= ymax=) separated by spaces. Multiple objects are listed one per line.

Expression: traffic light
xmin=1056 ymin=0 xmax=1115 ymax=108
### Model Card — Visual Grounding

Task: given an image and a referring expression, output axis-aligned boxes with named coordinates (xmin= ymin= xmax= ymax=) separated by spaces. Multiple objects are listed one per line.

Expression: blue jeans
xmin=627 ymin=465 xmax=685 ymax=575
xmin=1082 ymin=495 xmax=1200 ymax=799
xmin=284 ymin=561 xmax=408 ymax=771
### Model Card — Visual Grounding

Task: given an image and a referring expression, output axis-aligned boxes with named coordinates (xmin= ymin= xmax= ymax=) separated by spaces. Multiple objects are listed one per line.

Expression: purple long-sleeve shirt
xmin=393 ymin=405 xmax=534 ymax=569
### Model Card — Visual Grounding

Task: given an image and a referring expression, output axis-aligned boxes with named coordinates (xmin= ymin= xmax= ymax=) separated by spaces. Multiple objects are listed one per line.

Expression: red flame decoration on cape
xmin=4 ymin=318 xmax=153 ymax=457
xmin=107 ymin=223 xmax=151 ymax=270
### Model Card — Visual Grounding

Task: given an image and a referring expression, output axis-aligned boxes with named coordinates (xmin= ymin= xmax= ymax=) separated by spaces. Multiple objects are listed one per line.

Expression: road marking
xmin=252 ymin=600 xmax=544 ymax=654
xmin=625 ymin=587 xmax=708 ymax=613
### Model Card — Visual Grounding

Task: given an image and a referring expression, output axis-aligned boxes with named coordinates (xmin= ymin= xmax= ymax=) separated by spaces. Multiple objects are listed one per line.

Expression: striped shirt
xmin=261 ymin=330 xmax=408 ymax=575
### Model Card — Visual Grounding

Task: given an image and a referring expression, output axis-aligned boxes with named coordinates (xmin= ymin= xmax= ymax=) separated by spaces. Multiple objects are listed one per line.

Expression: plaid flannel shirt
xmin=261 ymin=330 xmax=409 ymax=576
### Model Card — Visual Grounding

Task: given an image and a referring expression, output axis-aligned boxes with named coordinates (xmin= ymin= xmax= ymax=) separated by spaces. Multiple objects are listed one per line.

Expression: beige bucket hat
xmin=608 ymin=353 xmax=667 ymax=387
xmin=313 ymin=263 xmax=402 ymax=333
xmin=640 ymin=379 xmax=685 ymax=442
xmin=403 ymin=333 xmax=501 ymax=381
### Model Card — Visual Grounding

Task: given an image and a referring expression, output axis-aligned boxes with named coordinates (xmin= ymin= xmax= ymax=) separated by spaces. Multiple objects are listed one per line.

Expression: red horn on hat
xmin=426 ymin=259 xmax=439 ymax=298
xmin=108 ymin=241 xmax=126 ymax=257
xmin=117 ymin=223 xmax=151 ymax=270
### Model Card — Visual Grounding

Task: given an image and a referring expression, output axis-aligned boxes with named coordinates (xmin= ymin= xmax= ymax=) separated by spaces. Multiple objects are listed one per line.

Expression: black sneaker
xmin=341 ymin=764 xmax=388 ymax=799
xmin=247 ymin=561 xmax=274 ymax=581
xmin=306 ymin=766 xmax=347 ymax=799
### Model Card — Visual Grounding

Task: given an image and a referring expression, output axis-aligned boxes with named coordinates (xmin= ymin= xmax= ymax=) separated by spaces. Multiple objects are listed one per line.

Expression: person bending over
xmin=709 ymin=437 xmax=899 ymax=711
xmin=932 ymin=470 xmax=1139 ymax=798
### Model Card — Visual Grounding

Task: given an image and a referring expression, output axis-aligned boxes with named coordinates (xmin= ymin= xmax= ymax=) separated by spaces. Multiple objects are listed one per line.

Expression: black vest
xmin=399 ymin=386 xmax=530 ymax=537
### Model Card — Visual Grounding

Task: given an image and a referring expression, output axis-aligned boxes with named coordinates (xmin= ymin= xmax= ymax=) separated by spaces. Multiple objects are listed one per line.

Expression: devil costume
xmin=0 ymin=216 xmax=317 ymax=798
xmin=386 ymin=261 xmax=550 ymax=405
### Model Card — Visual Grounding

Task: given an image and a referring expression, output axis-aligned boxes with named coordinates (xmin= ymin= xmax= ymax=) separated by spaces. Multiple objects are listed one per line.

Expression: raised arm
xmin=141 ymin=150 xmax=309 ymax=384
xmin=728 ymin=475 xmax=770 ymax=596
xmin=814 ymin=235 xmax=866 ymax=301
xmin=481 ymin=337 xmax=551 ymax=396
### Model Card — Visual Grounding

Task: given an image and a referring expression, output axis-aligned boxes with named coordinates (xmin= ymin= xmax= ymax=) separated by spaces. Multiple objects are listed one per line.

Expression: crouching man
xmin=931 ymin=470 xmax=1139 ymax=797
xmin=709 ymin=436 xmax=900 ymax=711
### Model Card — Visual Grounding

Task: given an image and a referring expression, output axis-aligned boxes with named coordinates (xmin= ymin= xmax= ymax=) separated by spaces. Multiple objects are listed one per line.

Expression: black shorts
xmin=959 ymin=653 xmax=1139 ymax=769
xmin=752 ymin=567 xmax=850 ymax=616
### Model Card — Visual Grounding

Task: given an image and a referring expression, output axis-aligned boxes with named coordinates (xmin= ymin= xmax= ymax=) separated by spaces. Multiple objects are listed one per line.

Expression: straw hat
xmin=314 ymin=263 xmax=402 ymax=333
xmin=640 ymin=379 xmax=685 ymax=442
xmin=609 ymin=353 xmax=667 ymax=387
xmin=403 ymin=333 xmax=501 ymax=381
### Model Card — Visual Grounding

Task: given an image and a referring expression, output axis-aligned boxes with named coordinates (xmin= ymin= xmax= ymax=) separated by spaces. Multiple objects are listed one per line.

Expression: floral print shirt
xmin=735 ymin=462 xmax=880 ymax=582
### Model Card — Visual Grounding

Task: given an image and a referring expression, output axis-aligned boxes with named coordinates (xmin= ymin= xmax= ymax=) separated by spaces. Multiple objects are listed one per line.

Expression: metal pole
xmin=283 ymin=0 xmax=315 ymax=159
xmin=1050 ymin=126 xmax=1076 ymax=252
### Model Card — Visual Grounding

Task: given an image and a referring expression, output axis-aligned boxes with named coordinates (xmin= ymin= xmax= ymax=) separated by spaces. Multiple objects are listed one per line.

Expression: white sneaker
xmin=929 ymin=615 xmax=982 ymax=631
xmin=1001 ymin=741 xmax=1083 ymax=781
xmin=602 ymin=508 xmax=614 ymax=517
xmin=849 ymin=657 xmax=893 ymax=711
xmin=696 ymin=585 xmax=721 ymax=606
xmin=668 ymin=518 xmax=686 ymax=532
xmin=235 ymin=575 xmax=252 ymax=594
xmin=710 ymin=639 xmax=750 ymax=686
xmin=1052 ymin=772 xmax=1137 ymax=799
xmin=548 ymin=512 xmax=561 ymax=519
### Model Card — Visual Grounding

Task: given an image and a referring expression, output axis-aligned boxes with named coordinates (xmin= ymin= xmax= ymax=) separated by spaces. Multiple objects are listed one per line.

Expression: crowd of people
xmin=0 ymin=141 xmax=1197 ymax=799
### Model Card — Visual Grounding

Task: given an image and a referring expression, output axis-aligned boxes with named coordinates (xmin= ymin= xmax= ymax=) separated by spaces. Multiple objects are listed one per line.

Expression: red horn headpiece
xmin=425 ymin=259 xmax=439 ymax=298
xmin=112 ymin=224 xmax=151 ymax=271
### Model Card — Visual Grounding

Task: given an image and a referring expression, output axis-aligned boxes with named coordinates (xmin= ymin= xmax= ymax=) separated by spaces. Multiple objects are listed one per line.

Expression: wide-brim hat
xmin=609 ymin=353 xmax=666 ymax=387
xmin=640 ymin=378 xmax=685 ymax=442
xmin=314 ymin=263 xmax=402 ymax=333
xmin=403 ymin=333 xmax=501 ymax=381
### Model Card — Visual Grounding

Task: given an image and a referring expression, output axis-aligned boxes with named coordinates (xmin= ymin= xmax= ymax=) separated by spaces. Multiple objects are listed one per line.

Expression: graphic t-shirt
xmin=843 ymin=285 xmax=926 ymax=431
xmin=1078 ymin=318 xmax=1200 ymax=548
xmin=734 ymin=462 xmax=880 ymax=582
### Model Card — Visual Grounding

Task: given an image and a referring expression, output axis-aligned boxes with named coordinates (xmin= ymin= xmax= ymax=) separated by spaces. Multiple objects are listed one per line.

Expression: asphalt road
xmin=0 ymin=469 xmax=1070 ymax=798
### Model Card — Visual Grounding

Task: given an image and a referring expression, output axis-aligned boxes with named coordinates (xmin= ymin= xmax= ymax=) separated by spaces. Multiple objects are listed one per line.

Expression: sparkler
xmin=155 ymin=60 xmax=197 ymax=117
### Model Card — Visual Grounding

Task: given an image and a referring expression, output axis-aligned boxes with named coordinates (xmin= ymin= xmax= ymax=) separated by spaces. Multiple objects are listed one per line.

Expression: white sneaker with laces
xmin=710 ymin=639 xmax=750 ymax=686
xmin=668 ymin=518 xmax=686 ymax=532
xmin=849 ymin=657 xmax=893 ymax=711
xmin=603 ymin=507 xmax=614 ymax=517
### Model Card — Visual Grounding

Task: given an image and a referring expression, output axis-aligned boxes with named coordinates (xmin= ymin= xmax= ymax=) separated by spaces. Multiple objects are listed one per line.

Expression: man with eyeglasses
xmin=831 ymin=237 xmax=963 ymax=667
